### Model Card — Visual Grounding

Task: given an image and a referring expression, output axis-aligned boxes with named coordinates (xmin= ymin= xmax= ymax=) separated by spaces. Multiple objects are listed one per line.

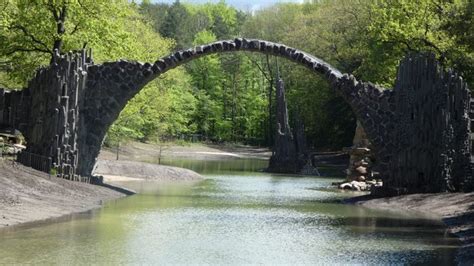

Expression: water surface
xmin=0 ymin=158 xmax=459 ymax=264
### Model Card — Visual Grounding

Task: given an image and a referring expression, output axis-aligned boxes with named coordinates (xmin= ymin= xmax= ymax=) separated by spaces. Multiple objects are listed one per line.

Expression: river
xmin=0 ymin=158 xmax=460 ymax=264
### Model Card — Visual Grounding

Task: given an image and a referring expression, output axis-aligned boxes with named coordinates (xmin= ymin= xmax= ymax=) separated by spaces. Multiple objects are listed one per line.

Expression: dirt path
xmin=0 ymin=160 xmax=127 ymax=229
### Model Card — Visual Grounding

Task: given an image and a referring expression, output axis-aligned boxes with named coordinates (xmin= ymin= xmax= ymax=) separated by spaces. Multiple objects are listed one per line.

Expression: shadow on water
xmin=158 ymin=156 xmax=347 ymax=180
xmin=0 ymin=208 xmax=100 ymax=234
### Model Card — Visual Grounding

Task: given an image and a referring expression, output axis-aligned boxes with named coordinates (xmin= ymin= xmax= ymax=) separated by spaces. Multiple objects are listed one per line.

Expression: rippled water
xmin=0 ymin=158 xmax=459 ymax=265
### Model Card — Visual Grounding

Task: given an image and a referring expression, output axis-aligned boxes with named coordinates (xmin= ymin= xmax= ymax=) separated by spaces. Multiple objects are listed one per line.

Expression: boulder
xmin=366 ymin=179 xmax=377 ymax=185
xmin=354 ymin=160 xmax=370 ymax=167
xmin=355 ymin=166 xmax=367 ymax=175
xmin=351 ymin=181 xmax=368 ymax=191
xmin=339 ymin=182 xmax=353 ymax=190
xmin=352 ymin=147 xmax=371 ymax=155
xmin=339 ymin=181 xmax=369 ymax=191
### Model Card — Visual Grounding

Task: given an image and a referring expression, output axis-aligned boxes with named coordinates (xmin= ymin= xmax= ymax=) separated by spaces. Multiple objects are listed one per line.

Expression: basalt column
xmin=27 ymin=50 xmax=90 ymax=180
xmin=385 ymin=54 xmax=472 ymax=193
xmin=268 ymin=78 xmax=308 ymax=173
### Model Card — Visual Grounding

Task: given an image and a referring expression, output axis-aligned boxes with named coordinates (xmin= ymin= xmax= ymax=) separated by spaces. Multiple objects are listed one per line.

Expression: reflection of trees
xmin=159 ymin=158 xmax=268 ymax=175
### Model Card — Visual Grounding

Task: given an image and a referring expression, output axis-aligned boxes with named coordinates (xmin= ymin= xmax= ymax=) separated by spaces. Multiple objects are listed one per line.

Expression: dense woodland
xmin=0 ymin=0 xmax=472 ymax=150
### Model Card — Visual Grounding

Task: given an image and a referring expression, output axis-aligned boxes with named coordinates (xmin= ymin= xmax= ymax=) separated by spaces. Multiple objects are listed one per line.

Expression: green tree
xmin=0 ymin=0 xmax=141 ymax=86
xmin=242 ymin=2 xmax=359 ymax=148
xmin=159 ymin=0 xmax=189 ymax=48
xmin=139 ymin=0 xmax=170 ymax=33
xmin=1 ymin=0 xmax=197 ymax=145
xmin=186 ymin=30 xmax=223 ymax=138
xmin=367 ymin=0 xmax=474 ymax=87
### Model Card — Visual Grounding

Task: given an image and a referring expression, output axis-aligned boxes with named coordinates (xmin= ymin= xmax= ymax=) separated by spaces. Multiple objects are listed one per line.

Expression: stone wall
xmin=0 ymin=38 xmax=471 ymax=193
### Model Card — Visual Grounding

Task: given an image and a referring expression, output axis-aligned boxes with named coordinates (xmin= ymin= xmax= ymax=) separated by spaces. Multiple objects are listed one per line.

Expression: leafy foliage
xmin=0 ymin=0 xmax=135 ymax=85
xmin=367 ymin=0 xmax=474 ymax=87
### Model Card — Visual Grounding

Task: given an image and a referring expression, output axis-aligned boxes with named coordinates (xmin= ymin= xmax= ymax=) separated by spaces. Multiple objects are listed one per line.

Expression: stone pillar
xmin=267 ymin=79 xmax=317 ymax=174
xmin=268 ymin=79 xmax=299 ymax=173
xmin=345 ymin=120 xmax=375 ymax=182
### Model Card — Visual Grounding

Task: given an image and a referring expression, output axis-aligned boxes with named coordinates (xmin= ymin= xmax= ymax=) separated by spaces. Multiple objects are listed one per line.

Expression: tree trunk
xmin=158 ymin=145 xmax=162 ymax=164
xmin=116 ymin=141 xmax=120 ymax=160
xmin=50 ymin=4 xmax=67 ymax=62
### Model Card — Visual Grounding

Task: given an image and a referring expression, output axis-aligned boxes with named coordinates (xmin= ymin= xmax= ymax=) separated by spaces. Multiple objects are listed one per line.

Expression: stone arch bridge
xmin=0 ymin=38 xmax=472 ymax=194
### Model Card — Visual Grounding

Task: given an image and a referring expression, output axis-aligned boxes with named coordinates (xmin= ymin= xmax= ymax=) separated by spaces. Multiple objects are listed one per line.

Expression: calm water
xmin=0 ymin=158 xmax=460 ymax=265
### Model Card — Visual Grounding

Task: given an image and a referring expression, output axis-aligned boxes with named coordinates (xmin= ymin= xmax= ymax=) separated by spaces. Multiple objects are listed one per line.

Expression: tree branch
xmin=9 ymin=24 xmax=51 ymax=52
xmin=265 ymin=54 xmax=274 ymax=82
xmin=70 ymin=23 xmax=81 ymax=35
xmin=5 ymin=46 xmax=52 ymax=56
xmin=415 ymin=37 xmax=443 ymax=54
xmin=246 ymin=54 xmax=271 ymax=83
xmin=0 ymin=60 xmax=13 ymax=71
xmin=0 ymin=0 xmax=10 ymax=13
xmin=46 ymin=1 xmax=60 ymax=21
xmin=77 ymin=0 xmax=101 ymax=18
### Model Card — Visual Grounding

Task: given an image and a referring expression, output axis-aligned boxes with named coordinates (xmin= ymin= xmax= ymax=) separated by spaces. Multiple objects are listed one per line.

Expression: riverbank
xmin=0 ymin=157 xmax=205 ymax=229
xmin=0 ymin=160 xmax=127 ymax=229
xmin=95 ymin=159 xmax=204 ymax=182
xmin=100 ymin=141 xmax=271 ymax=161
xmin=347 ymin=193 xmax=474 ymax=264
xmin=0 ymin=142 xmax=212 ymax=229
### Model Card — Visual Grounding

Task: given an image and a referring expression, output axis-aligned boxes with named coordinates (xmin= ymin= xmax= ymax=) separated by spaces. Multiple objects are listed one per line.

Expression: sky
xmin=146 ymin=0 xmax=305 ymax=12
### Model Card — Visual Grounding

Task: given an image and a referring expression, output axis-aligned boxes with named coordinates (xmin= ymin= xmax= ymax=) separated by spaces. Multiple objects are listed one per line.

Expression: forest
xmin=1 ymin=0 xmax=473 ymax=150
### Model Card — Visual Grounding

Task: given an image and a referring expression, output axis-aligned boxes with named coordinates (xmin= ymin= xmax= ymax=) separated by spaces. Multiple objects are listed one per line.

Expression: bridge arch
xmin=80 ymin=38 xmax=392 ymax=178
xmin=5 ymin=37 xmax=471 ymax=193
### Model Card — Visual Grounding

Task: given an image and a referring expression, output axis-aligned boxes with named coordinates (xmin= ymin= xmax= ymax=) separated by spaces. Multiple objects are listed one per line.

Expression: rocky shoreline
xmin=346 ymin=193 xmax=474 ymax=264
xmin=0 ymin=160 xmax=128 ymax=229
xmin=335 ymin=179 xmax=382 ymax=191
xmin=0 ymin=142 xmax=260 ymax=230
xmin=0 ymin=155 xmax=204 ymax=229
